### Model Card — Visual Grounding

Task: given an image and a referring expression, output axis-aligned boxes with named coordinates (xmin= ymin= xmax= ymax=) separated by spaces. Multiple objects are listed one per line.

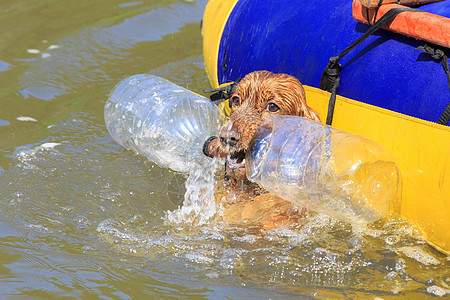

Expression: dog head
xmin=218 ymin=70 xmax=320 ymax=181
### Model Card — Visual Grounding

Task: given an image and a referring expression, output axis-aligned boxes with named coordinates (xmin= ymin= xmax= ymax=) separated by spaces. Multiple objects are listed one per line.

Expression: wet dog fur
xmin=211 ymin=70 xmax=320 ymax=230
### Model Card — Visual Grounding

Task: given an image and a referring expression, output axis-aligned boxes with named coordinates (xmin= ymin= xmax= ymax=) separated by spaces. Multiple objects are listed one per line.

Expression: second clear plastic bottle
xmin=246 ymin=115 xmax=401 ymax=223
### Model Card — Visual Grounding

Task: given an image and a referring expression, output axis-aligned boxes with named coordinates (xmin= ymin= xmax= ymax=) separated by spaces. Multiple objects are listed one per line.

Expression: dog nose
xmin=219 ymin=128 xmax=241 ymax=148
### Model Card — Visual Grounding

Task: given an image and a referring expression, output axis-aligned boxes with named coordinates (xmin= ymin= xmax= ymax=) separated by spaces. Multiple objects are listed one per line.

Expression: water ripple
xmin=18 ymin=0 xmax=207 ymax=100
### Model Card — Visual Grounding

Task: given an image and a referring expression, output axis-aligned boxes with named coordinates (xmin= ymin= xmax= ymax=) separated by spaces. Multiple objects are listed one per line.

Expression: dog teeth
xmin=229 ymin=157 xmax=245 ymax=166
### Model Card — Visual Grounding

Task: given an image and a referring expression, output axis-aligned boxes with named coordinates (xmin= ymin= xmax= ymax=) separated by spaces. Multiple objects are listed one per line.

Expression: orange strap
xmin=352 ymin=0 xmax=450 ymax=48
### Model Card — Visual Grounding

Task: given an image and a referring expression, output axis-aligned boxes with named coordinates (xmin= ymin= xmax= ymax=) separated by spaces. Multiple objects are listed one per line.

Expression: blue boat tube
xmin=214 ymin=0 xmax=450 ymax=124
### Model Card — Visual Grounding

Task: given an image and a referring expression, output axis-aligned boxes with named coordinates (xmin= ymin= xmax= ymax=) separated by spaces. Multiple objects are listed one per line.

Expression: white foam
xmin=40 ymin=142 xmax=61 ymax=149
xmin=16 ymin=116 xmax=37 ymax=122
xmin=426 ymin=285 xmax=449 ymax=297
xmin=27 ymin=49 xmax=40 ymax=54
xmin=398 ymin=246 xmax=440 ymax=266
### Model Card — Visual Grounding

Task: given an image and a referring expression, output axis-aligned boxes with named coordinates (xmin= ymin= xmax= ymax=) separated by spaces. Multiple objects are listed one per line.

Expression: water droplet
xmin=385 ymin=235 xmax=399 ymax=245
xmin=386 ymin=271 xmax=397 ymax=280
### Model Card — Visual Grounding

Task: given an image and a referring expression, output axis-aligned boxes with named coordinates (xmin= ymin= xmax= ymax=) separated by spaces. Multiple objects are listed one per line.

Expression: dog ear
xmin=300 ymin=105 xmax=321 ymax=122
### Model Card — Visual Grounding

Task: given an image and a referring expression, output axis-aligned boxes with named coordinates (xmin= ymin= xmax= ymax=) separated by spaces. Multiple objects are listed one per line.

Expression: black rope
xmin=416 ymin=44 xmax=450 ymax=126
xmin=371 ymin=0 xmax=384 ymax=26
xmin=321 ymin=63 xmax=341 ymax=125
xmin=364 ymin=0 xmax=384 ymax=26
xmin=204 ymin=78 xmax=241 ymax=106
xmin=320 ymin=6 xmax=418 ymax=125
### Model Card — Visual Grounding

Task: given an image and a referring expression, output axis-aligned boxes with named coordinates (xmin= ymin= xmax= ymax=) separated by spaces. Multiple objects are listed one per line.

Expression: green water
xmin=0 ymin=0 xmax=449 ymax=298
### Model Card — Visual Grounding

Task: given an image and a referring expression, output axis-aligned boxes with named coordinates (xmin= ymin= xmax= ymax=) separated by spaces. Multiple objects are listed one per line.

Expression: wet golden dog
xmin=207 ymin=70 xmax=320 ymax=230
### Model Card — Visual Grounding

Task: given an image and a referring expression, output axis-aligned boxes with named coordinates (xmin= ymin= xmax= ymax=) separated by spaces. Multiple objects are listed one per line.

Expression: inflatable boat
xmin=202 ymin=0 xmax=450 ymax=253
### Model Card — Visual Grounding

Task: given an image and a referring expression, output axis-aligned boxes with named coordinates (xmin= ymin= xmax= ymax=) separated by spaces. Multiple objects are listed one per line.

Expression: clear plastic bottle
xmin=246 ymin=115 xmax=401 ymax=223
xmin=104 ymin=74 xmax=222 ymax=173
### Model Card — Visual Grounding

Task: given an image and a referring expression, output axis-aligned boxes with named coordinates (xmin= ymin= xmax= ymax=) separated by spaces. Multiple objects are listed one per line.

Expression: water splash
xmin=165 ymin=158 xmax=220 ymax=227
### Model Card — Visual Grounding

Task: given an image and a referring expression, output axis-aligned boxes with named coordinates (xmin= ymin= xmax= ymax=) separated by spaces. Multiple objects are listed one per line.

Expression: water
xmin=0 ymin=0 xmax=449 ymax=298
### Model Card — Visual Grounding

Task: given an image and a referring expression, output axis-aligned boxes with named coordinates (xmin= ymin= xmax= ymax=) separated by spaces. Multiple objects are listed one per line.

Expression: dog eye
xmin=267 ymin=103 xmax=280 ymax=112
xmin=230 ymin=96 xmax=240 ymax=107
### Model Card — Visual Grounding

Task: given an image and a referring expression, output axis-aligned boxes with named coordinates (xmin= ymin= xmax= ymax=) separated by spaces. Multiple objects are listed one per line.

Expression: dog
xmin=206 ymin=70 xmax=320 ymax=230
